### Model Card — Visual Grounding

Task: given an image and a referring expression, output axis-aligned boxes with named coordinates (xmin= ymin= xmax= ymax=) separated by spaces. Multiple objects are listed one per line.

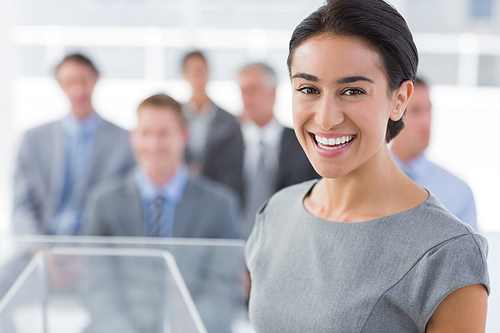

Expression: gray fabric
xmin=83 ymin=171 xmax=242 ymax=239
xmin=82 ymin=172 xmax=244 ymax=333
xmin=13 ymin=119 xmax=135 ymax=235
xmin=244 ymin=140 xmax=276 ymax=238
xmin=245 ymin=180 xmax=490 ymax=333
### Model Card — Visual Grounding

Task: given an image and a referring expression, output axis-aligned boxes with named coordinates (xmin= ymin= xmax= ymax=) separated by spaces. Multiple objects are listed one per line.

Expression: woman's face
xmin=291 ymin=35 xmax=410 ymax=179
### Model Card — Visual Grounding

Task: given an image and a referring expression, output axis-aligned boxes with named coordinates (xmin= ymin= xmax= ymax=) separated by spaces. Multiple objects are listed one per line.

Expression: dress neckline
xmin=298 ymin=179 xmax=433 ymax=225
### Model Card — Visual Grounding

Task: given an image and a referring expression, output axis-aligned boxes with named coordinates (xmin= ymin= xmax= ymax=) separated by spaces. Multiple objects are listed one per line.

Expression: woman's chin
xmin=310 ymin=163 xmax=350 ymax=180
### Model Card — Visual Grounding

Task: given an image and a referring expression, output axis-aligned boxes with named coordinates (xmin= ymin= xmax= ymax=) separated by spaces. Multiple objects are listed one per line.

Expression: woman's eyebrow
xmin=291 ymin=73 xmax=319 ymax=82
xmin=291 ymin=73 xmax=374 ymax=85
xmin=336 ymin=76 xmax=374 ymax=84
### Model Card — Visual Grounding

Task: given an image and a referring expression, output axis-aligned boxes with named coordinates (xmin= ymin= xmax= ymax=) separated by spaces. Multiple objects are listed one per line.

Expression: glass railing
xmin=3 ymin=233 xmax=496 ymax=332
xmin=0 ymin=236 xmax=248 ymax=333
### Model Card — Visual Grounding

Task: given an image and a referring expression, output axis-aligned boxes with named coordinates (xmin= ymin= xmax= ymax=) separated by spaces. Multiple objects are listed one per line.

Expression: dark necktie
xmin=150 ymin=195 xmax=164 ymax=237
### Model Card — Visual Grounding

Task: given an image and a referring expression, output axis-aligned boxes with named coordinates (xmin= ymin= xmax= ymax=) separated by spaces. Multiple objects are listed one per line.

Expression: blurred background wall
xmin=1 ymin=0 xmax=500 ymax=233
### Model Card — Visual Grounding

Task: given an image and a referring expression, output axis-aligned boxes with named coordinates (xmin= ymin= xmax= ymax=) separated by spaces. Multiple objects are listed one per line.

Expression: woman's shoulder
xmin=394 ymin=192 xmax=488 ymax=283
xmin=367 ymin=228 xmax=489 ymax=330
xmin=408 ymin=192 xmax=476 ymax=238
xmin=383 ymin=192 xmax=483 ymax=255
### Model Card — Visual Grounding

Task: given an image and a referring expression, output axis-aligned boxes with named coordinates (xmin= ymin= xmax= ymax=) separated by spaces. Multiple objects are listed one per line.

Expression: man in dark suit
xmin=83 ymin=93 xmax=241 ymax=239
xmin=13 ymin=53 xmax=135 ymax=235
xmin=205 ymin=62 xmax=319 ymax=239
xmin=181 ymin=50 xmax=244 ymax=196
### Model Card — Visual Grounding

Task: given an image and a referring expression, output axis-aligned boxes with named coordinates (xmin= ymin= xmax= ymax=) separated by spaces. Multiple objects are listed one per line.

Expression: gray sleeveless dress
xmin=245 ymin=180 xmax=489 ymax=333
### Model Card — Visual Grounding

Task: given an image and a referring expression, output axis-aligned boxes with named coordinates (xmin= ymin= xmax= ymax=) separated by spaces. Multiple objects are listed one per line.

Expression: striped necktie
xmin=149 ymin=195 xmax=164 ymax=237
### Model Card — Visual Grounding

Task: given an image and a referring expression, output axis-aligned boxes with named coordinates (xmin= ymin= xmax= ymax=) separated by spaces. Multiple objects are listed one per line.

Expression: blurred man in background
xmin=83 ymin=93 xmax=243 ymax=333
xmin=84 ymin=93 xmax=241 ymax=239
xmin=181 ymin=50 xmax=244 ymax=197
xmin=13 ymin=53 xmax=135 ymax=235
xmin=390 ymin=77 xmax=477 ymax=230
xmin=235 ymin=62 xmax=319 ymax=238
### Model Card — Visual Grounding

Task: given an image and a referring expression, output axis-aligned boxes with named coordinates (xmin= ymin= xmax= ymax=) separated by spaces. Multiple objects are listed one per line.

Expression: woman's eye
xmin=298 ymin=87 xmax=319 ymax=95
xmin=343 ymin=88 xmax=364 ymax=96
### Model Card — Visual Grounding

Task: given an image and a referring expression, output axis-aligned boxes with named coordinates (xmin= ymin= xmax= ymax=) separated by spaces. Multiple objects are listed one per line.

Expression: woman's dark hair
xmin=287 ymin=0 xmax=418 ymax=142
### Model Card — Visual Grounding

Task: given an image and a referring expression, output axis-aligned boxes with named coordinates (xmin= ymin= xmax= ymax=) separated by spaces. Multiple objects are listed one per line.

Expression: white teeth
xmin=315 ymin=135 xmax=332 ymax=145
xmin=314 ymin=134 xmax=354 ymax=150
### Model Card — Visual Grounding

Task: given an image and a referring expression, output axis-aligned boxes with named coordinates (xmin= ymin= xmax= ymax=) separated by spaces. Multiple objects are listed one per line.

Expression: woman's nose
xmin=314 ymin=95 xmax=345 ymax=130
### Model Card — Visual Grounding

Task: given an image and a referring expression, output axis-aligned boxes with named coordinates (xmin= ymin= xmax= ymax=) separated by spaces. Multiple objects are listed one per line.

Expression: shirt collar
xmin=134 ymin=164 xmax=189 ymax=204
xmin=241 ymin=117 xmax=283 ymax=148
xmin=62 ymin=111 xmax=102 ymax=138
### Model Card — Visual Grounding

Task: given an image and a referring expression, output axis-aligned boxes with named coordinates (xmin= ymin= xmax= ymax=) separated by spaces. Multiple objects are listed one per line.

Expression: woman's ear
xmin=390 ymin=80 xmax=414 ymax=121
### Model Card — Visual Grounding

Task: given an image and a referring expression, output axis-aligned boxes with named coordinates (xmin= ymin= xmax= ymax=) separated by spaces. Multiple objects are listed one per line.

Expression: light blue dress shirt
xmin=134 ymin=165 xmax=189 ymax=237
xmin=51 ymin=111 xmax=102 ymax=235
xmin=391 ymin=152 xmax=477 ymax=231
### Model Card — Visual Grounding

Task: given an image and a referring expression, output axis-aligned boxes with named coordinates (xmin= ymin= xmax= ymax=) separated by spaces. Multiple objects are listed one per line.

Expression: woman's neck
xmin=305 ymin=146 xmax=427 ymax=222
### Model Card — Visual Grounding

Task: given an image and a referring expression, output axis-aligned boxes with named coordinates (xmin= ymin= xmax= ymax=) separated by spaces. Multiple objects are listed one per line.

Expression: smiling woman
xmin=245 ymin=0 xmax=490 ymax=332
xmin=290 ymin=35 xmax=409 ymax=181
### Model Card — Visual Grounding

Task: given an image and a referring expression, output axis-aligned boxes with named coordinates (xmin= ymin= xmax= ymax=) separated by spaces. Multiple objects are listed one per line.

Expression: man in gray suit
xmin=13 ymin=53 xmax=135 ymax=235
xmin=82 ymin=93 xmax=243 ymax=333
xmin=83 ymin=93 xmax=241 ymax=239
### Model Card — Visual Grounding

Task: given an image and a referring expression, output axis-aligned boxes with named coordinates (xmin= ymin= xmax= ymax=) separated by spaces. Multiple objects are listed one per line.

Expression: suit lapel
xmin=44 ymin=121 xmax=66 ymax=229
xmin=84 ymin=119 xmax=109 ymax=190
xmin=207 ymin=107 xmax=221 ymax=143
xmin=119 ymin=172 xmax=144 ymax=236
xmin=172 ymin=179 xmax=197 ymax=237
xmin=206 ymin=107 xmax=234 ymax=145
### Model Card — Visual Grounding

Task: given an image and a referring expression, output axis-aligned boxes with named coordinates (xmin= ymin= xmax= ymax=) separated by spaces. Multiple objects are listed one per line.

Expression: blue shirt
xmin=134 ymin=165 xmax=189 ymax=237
xmin=391 ymin=152 xmax=477 ymax=231
xmin=51 ymin=111 xmax=102 ymax=235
